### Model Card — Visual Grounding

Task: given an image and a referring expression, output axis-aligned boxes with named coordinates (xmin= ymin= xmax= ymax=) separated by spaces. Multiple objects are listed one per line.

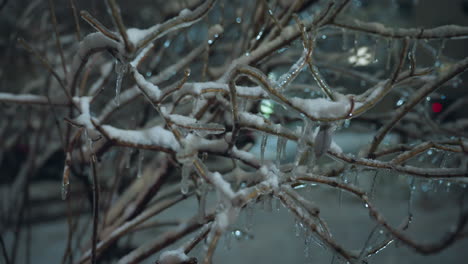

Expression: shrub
xmin=1 ymin=0 xmax=468 ymax=263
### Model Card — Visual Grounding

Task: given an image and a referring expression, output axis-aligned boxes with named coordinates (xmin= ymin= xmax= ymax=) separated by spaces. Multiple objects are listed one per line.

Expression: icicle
xmin=114 ymin=60 xmax=128 ymax=106
xmin=137 ymin=150 xmax=144 ymax=178
xmin=342 ymin=28 xmax=348 ymax=51
xmin=61 ymin=176 xmax=70 ymax=200
xmin=197 ymin=183 xmax=207 ymax=223
xmin=282 ymin=138 xmax=287 ymax=160
xmin=264 ymin=195 xmax=273 ymax=212
xmin=314 ymin=124 xmax=333 ymax=158
xmin=125 ymin=149 xmax=132 ymax=169
xmin=353 ymin=32 xmax=359 ymax=57
xmin=294 ymin=219 xmax=302 ymax=237
xmin=181 ymin=160 xmax=193 ymax=194
xmin=293 ymin=120 xmax=313 ymax=177
xmin=408 ymin=176 xmax=416 ymax=224
xmin=83 ymin=129 xmax=96 ymax=163
xmin=385 ymin=39 xmax=392 ymax=71
xmin=372 ymin=38 xmax=379 ymax=63
xmin=276 ymin=136 xmax=287 ymax=166
xmin=304 ymin=235 xmax=311 ymax=258
xmin=435 ymin=39 xmax=446 ymax=66
xmin=260 ymin=133 xmax=268 ymax=164
xmin=370 ymin=171 xmax=378 ymax=199
xmin=353 ymin=169 xmax=361 ymax=187
xmin=408 ymin=39 xmax=418 ymax=72
xmin=224 ymin=232 xmax=232 ymax=250
xmin=275 ymin=197 xmax=281 ymax=211
xmin=61 ymin=155 xmax=71 ymax=200
xmin=245 ymin=203 xmax=254 ymax=232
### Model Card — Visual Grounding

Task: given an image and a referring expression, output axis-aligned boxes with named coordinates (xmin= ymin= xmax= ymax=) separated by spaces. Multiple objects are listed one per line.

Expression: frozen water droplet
xmin=233 ymin=229 xmax=242 ymax=240
xmin=256 ymin=28 xmax=265 ymax=40
xmin=236 ymin=17 xmax=242 ymax=23
xmin=420 ymin=180 xmax=432 ymax=192
xmin=343 ymin=119 xmax=351 ymax=128
xmin=445 ymin=181 xmax=452 ymax=192
xmin=293 ymin=184 xmax=307 ymax=190
xmin=364 ymin=203 xmax=369 ymax=208
xmin=396 ymin=98 xmax=405 ymax=107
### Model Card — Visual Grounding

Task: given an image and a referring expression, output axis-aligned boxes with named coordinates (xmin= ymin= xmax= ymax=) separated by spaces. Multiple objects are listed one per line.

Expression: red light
xmin=432 ymin=102 xmax=443 ymax=113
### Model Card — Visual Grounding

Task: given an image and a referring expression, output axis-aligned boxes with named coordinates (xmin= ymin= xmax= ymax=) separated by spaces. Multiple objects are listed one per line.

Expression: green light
xmin=260 ymin=100 xmax=274 ymax=117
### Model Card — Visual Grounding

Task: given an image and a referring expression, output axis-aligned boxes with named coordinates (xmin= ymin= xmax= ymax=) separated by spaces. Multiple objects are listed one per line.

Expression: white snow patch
xmin=102 ymin=125 xmax=180 ymax=151
xmin=290 ymin=95 xmax=351 ymax=119
xmin=159 ymin=248 xmax=189 ymax=264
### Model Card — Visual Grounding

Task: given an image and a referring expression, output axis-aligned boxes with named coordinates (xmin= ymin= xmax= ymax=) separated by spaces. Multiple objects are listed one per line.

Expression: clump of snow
xmin=178 ymin=8 xmax=192 ymax=17
xmin=215 ymin=206 xmax=240 ymax=231
xmin=289 ymin=94 xmax=351 ymax=119
xmin=158 ymin=248 xmax=189 ymax=264
xmin=126 ymin=27 xmax=156 ymax=45
xmin=102 ymin=125 xmax=180 ymax=151
xmin=208 ymin=24 xmax=224 ymax=37
xmin=238 ymin=112 xmax=282 ymax=133
xmin=132 ymin=68 xmax=162 ymax=101
xmin=168 ymin=114 xmax=197 ymax=126
xmin=69 ymin=32 xmax=123 ymax=86
xmin=211 ymin=172 xmax=235 ymax=199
